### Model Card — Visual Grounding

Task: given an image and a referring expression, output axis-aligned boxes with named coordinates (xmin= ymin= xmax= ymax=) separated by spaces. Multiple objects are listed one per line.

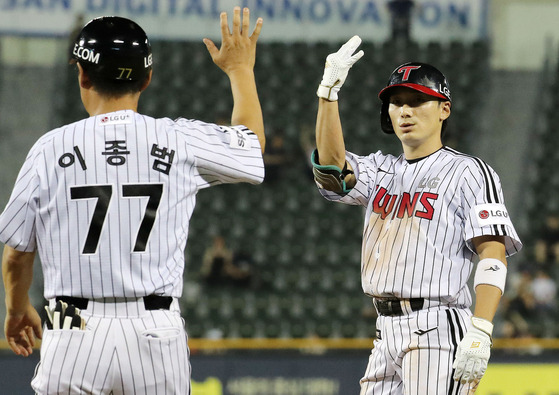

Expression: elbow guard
xmin=311 ymin=150 xmax=353 ymax=193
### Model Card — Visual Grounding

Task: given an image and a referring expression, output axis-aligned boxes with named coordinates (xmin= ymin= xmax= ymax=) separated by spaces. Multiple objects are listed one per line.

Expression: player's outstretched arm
xmin=314 ymin=36 xmax=363 ymax=190
xmin=2 ymin=246 xmax=42 ymax=356
xmin=316 ymin=99 xmax=349 ymax=171
xmin=204 ymin=7 xmax=265 ymax=153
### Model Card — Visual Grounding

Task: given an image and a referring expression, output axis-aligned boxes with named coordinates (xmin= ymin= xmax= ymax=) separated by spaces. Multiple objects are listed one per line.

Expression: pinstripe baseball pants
xmin=360 ymin=307 xmax=477 ymax=395
xmin=31 ymin=298 xmax=191 ymax=395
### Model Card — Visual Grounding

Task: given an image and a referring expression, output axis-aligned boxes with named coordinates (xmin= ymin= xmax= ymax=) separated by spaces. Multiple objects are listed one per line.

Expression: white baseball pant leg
xmin=31 ymin=298 xmax=191 ymax=395
xmin=360 ymin=307 xmax=478 ymax=395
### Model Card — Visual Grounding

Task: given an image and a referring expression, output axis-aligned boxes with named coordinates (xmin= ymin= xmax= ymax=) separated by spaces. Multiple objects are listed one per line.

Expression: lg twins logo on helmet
xmin=73 ymin=43 xmax=100 ymax=64
xmin=144 ymin=54 xmax=153 ymax=68
xmin=398 ymin=65 xmax=421 ymax=81
xmin=439 ymin=84 xmax=451 ymax=98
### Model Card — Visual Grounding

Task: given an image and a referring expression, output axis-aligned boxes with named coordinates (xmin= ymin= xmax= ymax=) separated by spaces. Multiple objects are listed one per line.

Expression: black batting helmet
xmin=378 ymin=62 xmax=451 ymax=134
xmin=70 ymin=16 xmax=152 ymax=82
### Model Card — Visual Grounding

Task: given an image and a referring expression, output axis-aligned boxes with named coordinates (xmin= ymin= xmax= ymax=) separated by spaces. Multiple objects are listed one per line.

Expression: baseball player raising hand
xmin=313 ymin=36 xmax=522 ymax=394
xmin=1 ymin=8 xmax=264 ymax=394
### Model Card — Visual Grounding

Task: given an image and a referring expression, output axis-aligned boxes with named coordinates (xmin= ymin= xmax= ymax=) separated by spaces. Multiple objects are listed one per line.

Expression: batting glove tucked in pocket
xmin=45 ymin=301 xmax=86 ymax=330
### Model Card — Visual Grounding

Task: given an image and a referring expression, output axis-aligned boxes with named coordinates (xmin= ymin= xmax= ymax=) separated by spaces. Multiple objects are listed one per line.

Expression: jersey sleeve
xmin=175 ymin=119 xmax=264 ymax=188
xmin=461 ymin=159 xmax=522 ymax=257
xmin=0 ymin=143 xmax=42 ymax=251
xmin=316 ymin=151 xmax=382 ymax=207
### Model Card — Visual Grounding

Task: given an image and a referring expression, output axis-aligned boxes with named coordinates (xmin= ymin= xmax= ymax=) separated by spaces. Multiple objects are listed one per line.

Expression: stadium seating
xmin=525 ymin=52 xmax=559 ymax=239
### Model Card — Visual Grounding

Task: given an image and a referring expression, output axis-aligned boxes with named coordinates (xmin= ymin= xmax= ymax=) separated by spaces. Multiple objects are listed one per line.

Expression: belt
xmin=373 ymin=297 xmax=424 ymax=316
xmin=55 ymin=295 xmax=173 ymax=311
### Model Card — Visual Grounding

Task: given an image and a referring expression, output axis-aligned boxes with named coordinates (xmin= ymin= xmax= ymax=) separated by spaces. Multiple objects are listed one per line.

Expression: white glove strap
xmin=473 ymin=258 xmax=507 ymax=295
xmin=471 ymin=316 xmax=493 ymax=338
xmin=317 ymin=84 xmax=338 ymax=102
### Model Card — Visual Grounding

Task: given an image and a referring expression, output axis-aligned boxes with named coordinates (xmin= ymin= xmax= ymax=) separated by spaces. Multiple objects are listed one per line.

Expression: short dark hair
xmin=78 ymin=61 xmax=148 ymax=98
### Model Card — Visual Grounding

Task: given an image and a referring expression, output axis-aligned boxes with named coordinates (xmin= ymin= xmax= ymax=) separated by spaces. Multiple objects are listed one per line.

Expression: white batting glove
xmin=317 ymin=35 xmax=364 ymax=101
xmin=453 ymin=317 xmax=493 ymax=384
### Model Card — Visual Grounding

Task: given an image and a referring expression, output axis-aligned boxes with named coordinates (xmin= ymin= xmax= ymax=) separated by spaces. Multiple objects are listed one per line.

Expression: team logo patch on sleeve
xmin=224 ymin=126 xmax=252 ymax=151
xmin=474 ymin=203 xmax=513 ymax=227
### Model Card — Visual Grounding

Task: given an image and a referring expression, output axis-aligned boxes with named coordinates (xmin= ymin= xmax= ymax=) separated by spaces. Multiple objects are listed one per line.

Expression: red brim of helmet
xmin=378 ymin=83 xmax=449 ymax=101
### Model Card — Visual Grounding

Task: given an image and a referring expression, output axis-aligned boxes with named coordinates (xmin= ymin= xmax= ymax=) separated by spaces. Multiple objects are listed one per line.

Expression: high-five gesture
xmin=204 ymin=7 xmax=265 ymax=152
xmin=204 ymin=7 xmax=263 ymax=75
xmin=317 ymin=35 xmax=364 ymax=101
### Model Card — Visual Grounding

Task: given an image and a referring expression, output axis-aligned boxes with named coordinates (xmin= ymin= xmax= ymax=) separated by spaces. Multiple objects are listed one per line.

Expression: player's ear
xmin=77 ymin=63 xmax=93 ymax=90
xmin=439 ymin=101 xmax=451 ymax=122
xmin=140 ymin=70 xmax=152 ymax=92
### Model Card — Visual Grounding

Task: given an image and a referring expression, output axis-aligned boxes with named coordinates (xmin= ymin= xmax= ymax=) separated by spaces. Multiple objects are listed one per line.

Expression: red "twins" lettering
xmin=373 ymin=187 xmax=438 ymax=220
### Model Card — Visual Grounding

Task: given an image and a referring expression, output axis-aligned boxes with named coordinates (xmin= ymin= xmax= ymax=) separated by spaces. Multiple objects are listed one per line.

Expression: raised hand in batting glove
xmin=44 ymin=301 xmax=86 ymax=330
xmin=453 ymin=317 xmax=493 ymax=384
xmin=317 ymin=35 xmax=364 ymax=101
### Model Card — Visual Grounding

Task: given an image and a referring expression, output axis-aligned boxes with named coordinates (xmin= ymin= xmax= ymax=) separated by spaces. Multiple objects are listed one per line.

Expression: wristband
xmin=473 ymin=258 xmax=507 ymax=295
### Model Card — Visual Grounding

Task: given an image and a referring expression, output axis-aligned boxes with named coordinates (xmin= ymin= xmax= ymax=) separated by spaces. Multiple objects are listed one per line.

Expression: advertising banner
xmin=0 ymin=0 xmax=488 ymax=42
xmin=0 ymin=349 xmax=558 ymax=395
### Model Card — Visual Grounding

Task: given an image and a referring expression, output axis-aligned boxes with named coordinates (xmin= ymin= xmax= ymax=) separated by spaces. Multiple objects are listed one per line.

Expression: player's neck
xmin=402 ymin=141 xmax=443 ymax=161
xmin=83 ymin=91 xmax=141 ymax=116
xmin=86 ymin=100 xmax=139 ymax=116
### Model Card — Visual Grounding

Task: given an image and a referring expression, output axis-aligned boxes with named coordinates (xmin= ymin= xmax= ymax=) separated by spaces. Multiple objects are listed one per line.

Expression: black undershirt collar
xmin=405 ymin=146 xmax=444 ymax=164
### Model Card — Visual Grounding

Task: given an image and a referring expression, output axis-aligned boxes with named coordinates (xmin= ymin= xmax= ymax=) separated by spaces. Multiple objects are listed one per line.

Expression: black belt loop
xmin=388 ymin=300 xmax=403 ymax=316
xmin=374 ymin=297 xmax=425 ymax=316
xmin=55 ymin=295 xmax=172 ymax=311
xmin=410 ymin=298 xmax=424 ymax=312
xmin=56 ymin=296 xmax=88 ymax=310
xmin=143 ymin=295 xmax=173 ymax=310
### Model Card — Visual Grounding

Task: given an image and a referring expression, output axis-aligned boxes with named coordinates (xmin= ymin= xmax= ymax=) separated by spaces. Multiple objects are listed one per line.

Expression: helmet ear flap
xmin=380 ymin=101 xmax=394 ymax=134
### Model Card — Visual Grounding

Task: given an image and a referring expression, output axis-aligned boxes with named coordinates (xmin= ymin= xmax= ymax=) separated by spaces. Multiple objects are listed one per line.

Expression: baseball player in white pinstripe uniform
xmin=1 ymin=8 xmax=264 ymax=394
xmin=312 ymin=37 xmax=522 ymax=394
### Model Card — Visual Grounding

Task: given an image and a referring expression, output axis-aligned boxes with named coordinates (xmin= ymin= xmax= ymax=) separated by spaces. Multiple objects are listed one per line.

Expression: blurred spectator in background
xmin=387 ymin=0 xmax=415 ymax=43
xmin=233 ymin=248 xmax=262 ymax=289
xmin=531 ymin=270 xmax=557 ymax=337
xmin=501 ymin=270 xmax=537 ymax=338
xmin=534 ymin=213 xmax=559 ymax=272
xmin=263 ymin=129 xmax=288 ymax=182
xmin=200 ymin=236 xmax=254 ymax=288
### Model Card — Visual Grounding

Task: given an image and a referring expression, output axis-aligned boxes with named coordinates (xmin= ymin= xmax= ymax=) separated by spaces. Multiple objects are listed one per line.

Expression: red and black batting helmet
xmin=378 ymin=62 xmax=451 ymax=134
xmin=70 ymin=16 xmax=152 ymax=82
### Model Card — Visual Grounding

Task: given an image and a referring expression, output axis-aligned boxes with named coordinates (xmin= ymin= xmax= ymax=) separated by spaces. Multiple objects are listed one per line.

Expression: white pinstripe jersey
xmin=0 ymin=110 xmax=264 ymax=299
xmin=319 ymin=147 xmax=522 ymax=306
